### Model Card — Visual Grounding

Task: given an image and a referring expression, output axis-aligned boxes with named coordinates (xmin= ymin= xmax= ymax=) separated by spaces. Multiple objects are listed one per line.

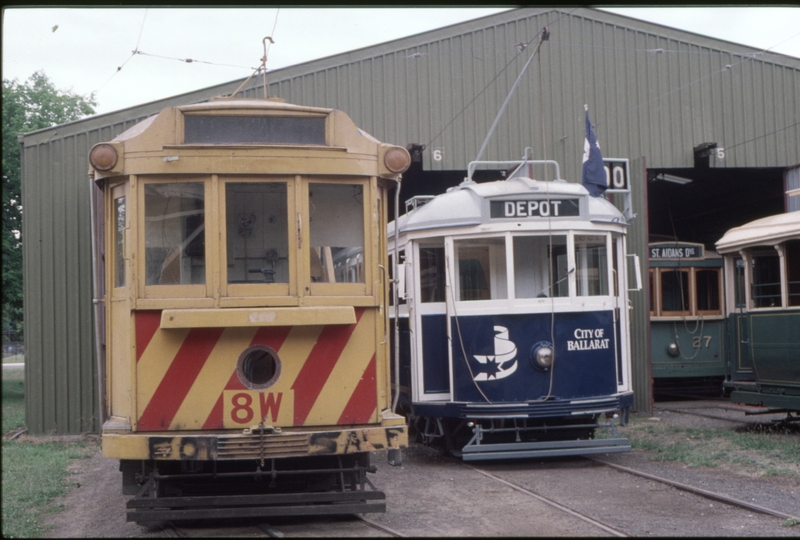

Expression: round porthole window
xmin=236 ymin=345 xmax=281 ymax=390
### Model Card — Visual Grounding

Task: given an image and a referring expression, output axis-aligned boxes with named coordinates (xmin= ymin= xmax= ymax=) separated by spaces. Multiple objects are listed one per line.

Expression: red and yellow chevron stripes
xmin=133 ymin=308 xmax=379 ymax=432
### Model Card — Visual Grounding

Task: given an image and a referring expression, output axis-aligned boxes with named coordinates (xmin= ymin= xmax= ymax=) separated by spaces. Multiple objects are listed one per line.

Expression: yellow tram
xmin=89 ymin=97 xmax=410 ymax=521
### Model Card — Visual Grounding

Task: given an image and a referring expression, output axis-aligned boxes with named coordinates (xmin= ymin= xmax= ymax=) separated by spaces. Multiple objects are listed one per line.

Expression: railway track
xmin=588 ymin=457 xmax=798 ymax=522
xmin=655 ymin=402 xmax=800 ymax=428
xmin=463 ymin=455 xmax=798 ymax=537
xmin=154 ymin=445 xmax=797 ymax=537
xmin=160 ymin=514 xmax=404 ymax=537
xmin=463 ymin=463 xmax=628 ymax=537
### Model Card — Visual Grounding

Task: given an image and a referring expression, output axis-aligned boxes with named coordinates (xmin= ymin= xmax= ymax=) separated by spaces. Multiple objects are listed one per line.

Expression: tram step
xmin=126 ymin=490 xmax=386 ymax=522
xmin=461 ymin=437 xmax=631 ymax=461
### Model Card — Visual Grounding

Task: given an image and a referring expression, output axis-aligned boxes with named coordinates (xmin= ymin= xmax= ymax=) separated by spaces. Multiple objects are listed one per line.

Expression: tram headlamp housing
xmin=531 ymin=342 xmax=554 ymax=371
xmin=381 ymin=145 xmax=411 ymax=174
xmin=666 ymin=342 xmax=680 ymax=358
xmin=89 ymin=142 xmax=121 ymax=172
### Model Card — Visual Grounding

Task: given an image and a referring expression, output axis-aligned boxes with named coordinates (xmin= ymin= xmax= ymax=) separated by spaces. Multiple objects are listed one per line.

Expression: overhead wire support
xmin=230 ymin=36 xmax=275 ymax=99
xmin=474 ymin=26 xmax=550 ymax=164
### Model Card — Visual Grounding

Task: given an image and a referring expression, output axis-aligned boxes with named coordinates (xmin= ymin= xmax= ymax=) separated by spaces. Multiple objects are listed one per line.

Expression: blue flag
xmin=582 ymin=106 xmax=607 ymax=197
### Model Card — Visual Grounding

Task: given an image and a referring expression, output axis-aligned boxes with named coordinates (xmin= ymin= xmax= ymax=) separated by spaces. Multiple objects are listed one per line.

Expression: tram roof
xmin=391 ymin=176 xmax=627 ymax=235
xmin=715 ymin=211 xmax=800 ymax=253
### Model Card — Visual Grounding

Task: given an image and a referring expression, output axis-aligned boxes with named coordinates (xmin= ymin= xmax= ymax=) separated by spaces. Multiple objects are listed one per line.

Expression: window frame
xmin=302 ymin=176 xmax=373 ymax=301
xmin=219 ymin=176 xmax=297 ymax=305
xmin=137 ymin=175 xmax=211 ymax=301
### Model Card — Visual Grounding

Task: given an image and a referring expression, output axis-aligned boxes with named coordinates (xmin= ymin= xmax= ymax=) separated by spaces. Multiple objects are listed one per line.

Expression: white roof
xmin=715 ymin=211 xmax=800 ymax=253
xmin=389 ymin=176 xmax=626 ymax=236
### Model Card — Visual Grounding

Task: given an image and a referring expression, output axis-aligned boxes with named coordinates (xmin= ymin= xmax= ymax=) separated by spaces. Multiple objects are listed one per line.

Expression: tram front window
xmin=456 ymin=238 xmax=507 ymax=301
xmin=513 ymin=235 xmax=568 ymax=298
xmin=226 ymin=182 xmax=289 ymax=284
xmin=696 ymin=269 xmax=721 ymax=313
xmin=575 ymin=235 xmax=609 ymax=296
xmin=144 ymin=182 xmax=205 ymax=286
xmin=661 ymin=270 xmax=689 ymax=313
xmin=309 ymin=183 xmax=365 ymax=283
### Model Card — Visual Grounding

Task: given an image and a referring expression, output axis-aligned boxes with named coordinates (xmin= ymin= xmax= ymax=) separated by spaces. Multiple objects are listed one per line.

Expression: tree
xmin=2 ymin=71 xmax=96 ymax=338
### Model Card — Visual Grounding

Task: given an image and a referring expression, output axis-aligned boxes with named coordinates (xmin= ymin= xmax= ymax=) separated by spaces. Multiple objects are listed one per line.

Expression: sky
xmin=2 ymin=7 xmax=800 ymax=116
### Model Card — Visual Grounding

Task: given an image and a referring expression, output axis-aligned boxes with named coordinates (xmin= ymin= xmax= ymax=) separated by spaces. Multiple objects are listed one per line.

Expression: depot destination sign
xmin=490 ymin=198 xmax=580 ymax=219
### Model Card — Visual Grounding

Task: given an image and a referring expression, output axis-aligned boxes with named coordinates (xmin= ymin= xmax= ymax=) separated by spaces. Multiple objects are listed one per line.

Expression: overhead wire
xmin=421 ymin=10 xmax=799 ymax=159
xmin=96 ymin=8 xmax=149 ymax=92
xmin=91 ymin=8 xmax=795 ymax=155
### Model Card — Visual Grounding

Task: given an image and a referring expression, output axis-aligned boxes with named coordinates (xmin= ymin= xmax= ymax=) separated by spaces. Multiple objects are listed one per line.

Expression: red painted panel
xmin=291 ymin=308 xmax=365 ymax=425
xmin=138 ymin=328 xmax=224 ymax=430
xmin=135 ymin=311 xmax=162 ymax=362
xmin=337 ymin=354 xmax=377 ymax=425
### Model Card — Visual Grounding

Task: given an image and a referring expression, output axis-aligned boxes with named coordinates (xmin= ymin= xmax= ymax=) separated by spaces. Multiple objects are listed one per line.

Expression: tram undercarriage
xmin=121 ymin=453 xmax=384 ymax=523
xmin=409 ymin=413 xmax=630 ymax=461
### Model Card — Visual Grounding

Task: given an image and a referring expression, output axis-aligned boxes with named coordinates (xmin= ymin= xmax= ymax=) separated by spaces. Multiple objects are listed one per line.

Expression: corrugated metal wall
xmin=258 ymin=8 xmax=799 ymax=178
xmin=788 ymin=166 xmax=800 ymax=211
xmin=22 ymin=7 xmax=800 ymax=432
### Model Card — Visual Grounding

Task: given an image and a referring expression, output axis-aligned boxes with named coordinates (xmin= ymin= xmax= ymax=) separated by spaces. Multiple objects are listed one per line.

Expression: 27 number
xmin=692 ymin=336 xmax=712 ymax=349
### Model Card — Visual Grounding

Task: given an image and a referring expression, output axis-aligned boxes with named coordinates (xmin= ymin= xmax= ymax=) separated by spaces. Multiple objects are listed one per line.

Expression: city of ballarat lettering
xmin=490 ymin=199 xmax=580 ymax=219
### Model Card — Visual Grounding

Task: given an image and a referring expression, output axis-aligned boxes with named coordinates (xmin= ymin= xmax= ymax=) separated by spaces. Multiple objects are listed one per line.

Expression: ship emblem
xmin=473 ymin=326 xmax=518 ymax=381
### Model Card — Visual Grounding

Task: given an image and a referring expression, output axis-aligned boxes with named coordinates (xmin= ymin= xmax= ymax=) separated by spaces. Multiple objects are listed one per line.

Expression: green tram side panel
xmin=749 ymin=312 xmax=800 ymax=388
xmin=651 ymin=320 xmax=726 ymax=378
xmin=727 ymin=313 xmax=754 ymax=381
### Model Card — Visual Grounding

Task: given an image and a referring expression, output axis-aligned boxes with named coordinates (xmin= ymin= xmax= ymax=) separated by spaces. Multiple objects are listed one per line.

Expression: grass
xmin=2 ymin=354 xmax=25 ymax=364
xmin=619 ymin=415 xmax=800 ymax=478
xmin=2 ymin=367 xmax=95 ymax=538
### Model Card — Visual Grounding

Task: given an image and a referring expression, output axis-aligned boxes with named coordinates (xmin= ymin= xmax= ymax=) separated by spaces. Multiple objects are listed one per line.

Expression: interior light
xmin=656 ymin=174 xmax=693 ymax=185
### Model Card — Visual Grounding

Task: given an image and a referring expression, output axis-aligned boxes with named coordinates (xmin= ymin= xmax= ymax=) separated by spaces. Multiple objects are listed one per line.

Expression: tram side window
xmin=114 ymin=196 xmax=125 ymax=288
xmin=144 ymin=183 xmax=205 ymax=286
xmin=661 ymin=270 xmax=690 ymax=314
xmin=309 ymin=183 xmax=364 ymax=283
xmin=419 ymin=245 xmax=445 ymax=303
xmin=513 ymin=235 xmax=568 ymax=298
xmin=751 ymin=249 xmax=781 ymax=308
xmin=225 ymin=183 xmax=288 ymax=284
xmin=456 ymin=238 xmax=507 ymax=301
xmin=786 ymin=240 xmax=800 ymax=307
xmin=575 ymin=235 xmax=608 ymax=296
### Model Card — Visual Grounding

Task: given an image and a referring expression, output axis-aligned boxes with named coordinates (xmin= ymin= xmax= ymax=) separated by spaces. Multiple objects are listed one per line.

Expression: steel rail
xmin=356 ymin=515 xmax=406 ymax=537
xmin=656 ymin=406 xmax=748 ymax=423
xmin=463 ymin=463 xmax=628 ymax=537
xmin=589 ymin=457 xmax=799 ymax=521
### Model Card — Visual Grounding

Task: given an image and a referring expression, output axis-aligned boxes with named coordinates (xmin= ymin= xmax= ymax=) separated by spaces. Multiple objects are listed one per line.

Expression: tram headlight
xmin=382 ymin=146 xmax=411 ymax=174
xmin=89 ymin=143 xmax=120 ymax=172
xmin=530 ymin=342 xmax=554 ymax=371
xmin=666 ymin=342 xmax=680 ymax=358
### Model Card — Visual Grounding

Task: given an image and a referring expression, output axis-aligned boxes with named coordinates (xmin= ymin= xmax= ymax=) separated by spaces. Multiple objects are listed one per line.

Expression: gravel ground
xmin=37 ymin=400 xmax=799 ymax=537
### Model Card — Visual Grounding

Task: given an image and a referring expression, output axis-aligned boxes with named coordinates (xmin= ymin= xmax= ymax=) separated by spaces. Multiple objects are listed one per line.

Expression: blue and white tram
xmin=389 ymin=159 xmax=636 ymax=461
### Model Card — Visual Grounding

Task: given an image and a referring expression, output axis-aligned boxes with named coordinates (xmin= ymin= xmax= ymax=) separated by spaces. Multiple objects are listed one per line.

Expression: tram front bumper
xmin=103 ymin=411 xmax=407 ymax=461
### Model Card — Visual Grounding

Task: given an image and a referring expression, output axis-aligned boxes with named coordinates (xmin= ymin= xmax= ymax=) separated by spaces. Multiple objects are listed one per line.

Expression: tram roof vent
xmin=405 ymin=195 xmax=435 ymax=213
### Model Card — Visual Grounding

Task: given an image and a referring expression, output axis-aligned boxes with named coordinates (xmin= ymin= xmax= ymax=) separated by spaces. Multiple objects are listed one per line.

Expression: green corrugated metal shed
xmin=21 ymin=7 xmax=800 ymax=433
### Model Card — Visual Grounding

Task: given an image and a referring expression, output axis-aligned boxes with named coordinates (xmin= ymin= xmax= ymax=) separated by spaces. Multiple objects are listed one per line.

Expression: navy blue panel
xmin=421 ymin=315 xmax=450 ymax=394
xmin=450 ymin=311 xmax=618 ymax=402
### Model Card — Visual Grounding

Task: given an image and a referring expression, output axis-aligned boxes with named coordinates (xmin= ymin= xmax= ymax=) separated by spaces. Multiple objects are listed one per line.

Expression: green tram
xmin=716 ymin=211 xmax=800 ymax=413
xmin=649 ymin=241 xmax=726 ymax=396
